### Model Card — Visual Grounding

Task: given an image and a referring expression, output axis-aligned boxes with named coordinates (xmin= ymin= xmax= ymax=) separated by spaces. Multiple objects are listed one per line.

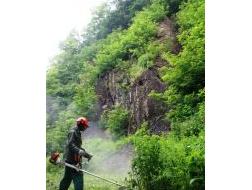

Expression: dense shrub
xmin=95 ymin=0 xmax=166 ymax=74
xmin=126 ymin=1 xmax=205 ymax=188
xmin=128 ymin=129 xmax=205 ymax=190
xmin=100 ymin=105 xmax=129 ymax=137
xmin=172 ymin=102 xmax=205 ymax=138
xmin=162 ymin=0 xmax=205 ymax=96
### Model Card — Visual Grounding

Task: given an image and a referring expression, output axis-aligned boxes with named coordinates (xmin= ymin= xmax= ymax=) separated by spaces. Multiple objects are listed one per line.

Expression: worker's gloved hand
xmin=86 ymin=153 xmax=93 ymax=162
xmin=79 ymin=149 xmax=86 ymax=156
xmin=79 ymin=150 xmax=93 ymax=161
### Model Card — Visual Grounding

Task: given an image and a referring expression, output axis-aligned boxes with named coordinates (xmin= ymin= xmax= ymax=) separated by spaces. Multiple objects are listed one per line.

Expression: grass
xmin=46 ymin=164 xmax=126 ymax=190
xmin=47 ymin=136 xmax=130 ymax=190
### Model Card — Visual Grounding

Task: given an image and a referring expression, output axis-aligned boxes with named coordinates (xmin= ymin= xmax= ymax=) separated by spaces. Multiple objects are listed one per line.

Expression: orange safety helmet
xmin=76 ymin=117 xmax=89 ymax=129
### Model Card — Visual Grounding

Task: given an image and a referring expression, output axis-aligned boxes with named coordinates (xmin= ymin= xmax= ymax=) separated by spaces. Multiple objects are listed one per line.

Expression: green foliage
xmin=155 ymin=0 xmax=205 ymax=125
xmin=172 ymin=103 xmax=205 ymax=138
xmin=47 ymin=0 xmax=205 ymax=189
xmin=152 ymin=0 xmax=184 ymax=16
xmin=128 ymin=130 xmax=205 ymax=190
xmin=129 ymin=63 xmax=146 ymax=82
xmin=83 ymin=0 xmax=154 ymax=45
xmin=46 ymin=32 xmax=84 ymax=127
xmin=162 ymin=0 xmax=205 ymax=95
xmin=46 ymin=103 xmax=78 ymax=154
xmin=101 ymin=105 xmax=129 ymax=137
xmin=128 ymin=134 xmax=162 ymax=189
xmin=74 ymin=84 xmax=97 ymax=118
xmin=46 ymin=157 xmax=64 ymax=190
xmin=46 ymin=0 xmax=170 ymax=128
xmin=126 ymin=1 xmax=205 ymax=189
xmin=59 ymin=30 xmax=82 ymax=54
xmin=47 ymin=0 xmax=165 ymax=155
xmin=95 ymin=1 xmax=166 ymax=74
xmin=137 ymin=42 xmax=164 ymax=68
xmin=162 ymin=88 xmax=205 ymax=123
xmin=83 ymin=2 xmax=111 ymax=44
xmin=129 ymin=0 xmax=151 ymax=15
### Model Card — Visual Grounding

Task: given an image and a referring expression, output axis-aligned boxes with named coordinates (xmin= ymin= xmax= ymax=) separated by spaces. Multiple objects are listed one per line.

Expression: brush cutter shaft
xmin=63 ymin=162 xmax=125 ymax=187
xmin=64 ymin=162 xmax=79 ymax=170
xmin=81 ymin=168 xmax=125 ymax=187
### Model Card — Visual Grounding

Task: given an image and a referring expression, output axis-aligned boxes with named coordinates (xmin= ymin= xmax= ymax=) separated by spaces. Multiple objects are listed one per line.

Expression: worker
xmin=59 ymin=117 xmax=93 ymax=190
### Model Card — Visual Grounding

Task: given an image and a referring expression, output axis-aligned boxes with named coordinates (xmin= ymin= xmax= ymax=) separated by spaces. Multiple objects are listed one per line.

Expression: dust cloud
xmin=82 ymin=121 xmax=133 ymax=179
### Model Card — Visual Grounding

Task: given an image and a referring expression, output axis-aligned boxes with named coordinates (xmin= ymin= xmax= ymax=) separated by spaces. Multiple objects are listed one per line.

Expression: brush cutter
xmin=49 ymin=152 xmax=127 ymax=189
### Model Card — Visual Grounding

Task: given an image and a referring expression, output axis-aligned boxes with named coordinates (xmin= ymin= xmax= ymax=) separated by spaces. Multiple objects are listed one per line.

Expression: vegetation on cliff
xmin=47 ymin=0 xmax=205 ymax=189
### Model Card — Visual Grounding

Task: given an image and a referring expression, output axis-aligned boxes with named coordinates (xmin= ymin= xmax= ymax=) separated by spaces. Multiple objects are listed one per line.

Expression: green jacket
xmin=64 ymin=126 xmax=90 ymax=165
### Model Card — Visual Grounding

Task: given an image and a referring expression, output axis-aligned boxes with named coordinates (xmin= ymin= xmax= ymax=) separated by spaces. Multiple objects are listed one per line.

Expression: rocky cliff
xmin=95 ymin=18 xmax=180 ymax=134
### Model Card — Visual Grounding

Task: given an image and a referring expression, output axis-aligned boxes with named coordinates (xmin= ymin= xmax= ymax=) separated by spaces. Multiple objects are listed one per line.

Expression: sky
xmin=43 ymin=0 xmax=107 ymax=67
xmin=0 ymin=0 xmax=107 ymax=68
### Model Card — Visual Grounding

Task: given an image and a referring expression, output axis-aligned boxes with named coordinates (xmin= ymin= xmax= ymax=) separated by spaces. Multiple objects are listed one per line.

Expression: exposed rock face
xmin=96 ymin=66 xmax=169 ymax=134
xmin=128 ymin=68 xmax=168 ymax=133
xmin=95 ymin=18 xmax=179 ymax=134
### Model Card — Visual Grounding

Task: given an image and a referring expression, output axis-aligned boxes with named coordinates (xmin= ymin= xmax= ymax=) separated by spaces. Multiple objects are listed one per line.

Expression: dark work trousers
xmin=59 ymin=166 xmax=84 ymax=190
